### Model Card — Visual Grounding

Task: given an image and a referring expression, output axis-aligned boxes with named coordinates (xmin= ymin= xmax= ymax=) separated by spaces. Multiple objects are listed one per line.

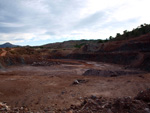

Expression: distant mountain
xmin=0 ymin=42 xmax=19 ymax=48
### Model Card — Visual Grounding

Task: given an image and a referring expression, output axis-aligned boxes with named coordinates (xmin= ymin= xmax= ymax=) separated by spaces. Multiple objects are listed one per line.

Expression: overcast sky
xmin=0 ymin=0 xmax=150 ymax=46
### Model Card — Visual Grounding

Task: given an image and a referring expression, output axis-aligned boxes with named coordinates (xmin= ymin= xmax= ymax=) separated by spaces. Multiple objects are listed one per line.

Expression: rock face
xmin=0 ymin=55 xmax=39 ymax=68
xmin=66 ymin=34 xmax=150 ymax=72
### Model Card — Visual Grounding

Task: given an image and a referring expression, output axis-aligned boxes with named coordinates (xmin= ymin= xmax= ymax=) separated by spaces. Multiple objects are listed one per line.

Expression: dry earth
xmin=0 ymin=59 xmax=150 ymax=112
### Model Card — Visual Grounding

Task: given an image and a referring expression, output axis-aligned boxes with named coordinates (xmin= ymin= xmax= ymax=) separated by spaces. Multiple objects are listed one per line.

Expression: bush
xmin=74 ymin=43 xmax=86 ymax=48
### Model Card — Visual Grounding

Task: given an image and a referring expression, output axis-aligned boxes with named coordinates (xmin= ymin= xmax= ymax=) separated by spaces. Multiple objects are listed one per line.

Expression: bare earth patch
xmin=0 ymin=59 xmax=149 ymax=112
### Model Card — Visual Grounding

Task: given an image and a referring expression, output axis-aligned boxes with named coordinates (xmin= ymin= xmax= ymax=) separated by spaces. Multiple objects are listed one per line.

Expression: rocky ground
xmin=62 ymin=89 xmax=150 ymax=113
xmin=0 ymin=59 xmax=150 ymax=112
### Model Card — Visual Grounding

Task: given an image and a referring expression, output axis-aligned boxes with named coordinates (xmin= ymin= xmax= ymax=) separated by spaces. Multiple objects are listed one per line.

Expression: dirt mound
xmin=83 ymin=69 xmax=141 ymax=77
xmin=83 ymin=69 xmax=116 ymax=77
xmin=62 ymin=89 xmax=150 ymax=113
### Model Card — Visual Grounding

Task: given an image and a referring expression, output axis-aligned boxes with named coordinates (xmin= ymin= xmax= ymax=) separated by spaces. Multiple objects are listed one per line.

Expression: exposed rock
xmin=0 ymin=102 xmax=10 ymax=111
xmin=72 ymin=79 xmax=88 ymax=85
xmin=72 ymin=80 xmax=79 ymax=85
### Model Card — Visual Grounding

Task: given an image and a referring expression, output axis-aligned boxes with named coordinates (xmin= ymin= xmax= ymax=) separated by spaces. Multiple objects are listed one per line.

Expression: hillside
xmin=0 ymin=32 xmax=150 ymax=71
xmin=67 ymin=33 xmax=150 ymax=71
xmin=42 ymin=24 xmax=150 ymax=50
xmin=110 ymin=23 xmax=150 ymax=41
xmin=43 ymin=39 xmax=100 ymax=49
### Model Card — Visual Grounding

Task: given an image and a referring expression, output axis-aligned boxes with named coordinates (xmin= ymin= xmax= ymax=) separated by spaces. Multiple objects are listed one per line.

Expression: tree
xmin=123 ymin=30 xmax=129 ymax=37
xmin=140 ymin=24 xmax=144 ymax=28
xmin=123 ymin=30 xmax=128 ymax=34
xmin=98 ymin=39 xmax=103 ymax=43
xmin=116 ymin=33 xmax=121 ymax=37
xmin=109 ymin=36 xmax=113 ymax=40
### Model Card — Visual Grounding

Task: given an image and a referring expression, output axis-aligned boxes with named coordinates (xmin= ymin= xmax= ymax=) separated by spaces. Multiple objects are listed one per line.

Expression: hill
xmin=110 ymin=23 xmax=150 ymax=41
xmin=40 ymin=24 xmax=150 ymax=50
xmin=42 ymin=39 xmax=100 ymax=49
xmin=0 ymin=42 xmax=19 ymax=48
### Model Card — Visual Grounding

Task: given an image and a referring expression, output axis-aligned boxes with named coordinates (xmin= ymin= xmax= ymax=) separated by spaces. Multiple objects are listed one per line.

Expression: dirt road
xmin=0 ymin=49 xmax=7 ymax=56
xmin=0 ymin=60 xmax=149 ymax=112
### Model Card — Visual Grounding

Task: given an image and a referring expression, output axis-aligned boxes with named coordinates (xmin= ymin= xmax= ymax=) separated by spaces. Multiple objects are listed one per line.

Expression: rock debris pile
xmin=0 ymin=102 xmax=10 ymax=112
xmin=61 ymin=89 xmax=150 ymax=113
xmin=1 ymin=89 xmax=150 ymax=112
xmin=31 ymin=61 xmax=60 ymax=66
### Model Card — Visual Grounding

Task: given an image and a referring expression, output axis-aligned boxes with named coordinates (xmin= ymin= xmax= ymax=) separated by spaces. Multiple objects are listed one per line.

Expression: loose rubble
xmin=135 ymin=88 xmax=150 ymax=102
xmin=60 ymin=89 xmax=150 ymax=113
xmin=0 ymin=89 xmax=150 ymax=112
xmin=72 ymin=79 xmax=88 ymax=85
xmin=0 ymin=102 xmax=10 ymax=112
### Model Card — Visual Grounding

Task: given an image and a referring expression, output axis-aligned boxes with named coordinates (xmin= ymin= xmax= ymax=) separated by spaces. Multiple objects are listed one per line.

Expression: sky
xmin=0 ymin=0 xmax=150 ymax=46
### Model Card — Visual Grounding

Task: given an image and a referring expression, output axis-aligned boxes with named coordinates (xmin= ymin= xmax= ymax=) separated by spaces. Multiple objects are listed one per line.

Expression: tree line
xmin=109 ymin=23 xmax=150 ymax=41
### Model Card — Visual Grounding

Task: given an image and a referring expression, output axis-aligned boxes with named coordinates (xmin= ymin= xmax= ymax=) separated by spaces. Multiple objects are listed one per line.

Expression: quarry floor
xmin=0 ymin=59 xmax=150 ymax=112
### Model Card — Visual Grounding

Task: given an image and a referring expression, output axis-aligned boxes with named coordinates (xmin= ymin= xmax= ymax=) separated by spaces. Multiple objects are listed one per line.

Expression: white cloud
xmin=111 ymin=0 xmax=150 ymax=22
xmin=0 ymin=33 xmax=35 ymax=44
xmin=0 ymin=22 xmax=25 ymax=27
xmin=0 ymin=0 xmax=150 ymax=45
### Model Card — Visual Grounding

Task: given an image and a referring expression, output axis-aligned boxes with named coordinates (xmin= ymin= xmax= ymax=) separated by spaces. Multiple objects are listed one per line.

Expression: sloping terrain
xmin=67 ymin=33 xmax=150 ymax=72
xmin=43 ymin=40 xmax=99 ymax=49
xmin=0 ymin=33 xmax=149 ymax=71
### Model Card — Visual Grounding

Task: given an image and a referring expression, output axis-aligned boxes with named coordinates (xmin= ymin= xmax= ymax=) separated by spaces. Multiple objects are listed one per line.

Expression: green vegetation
xmin=109 ymin=23 xmax=150 ymax=41
xmin=74 ymin=43 xmax=86 ymax=48
xmin=39 ymin=46 xmax=44 ymax=49
xmin=98 ymin=39 xmax=109 ymax=43
xmin=25 ymin=23 xmax=150 ymax=50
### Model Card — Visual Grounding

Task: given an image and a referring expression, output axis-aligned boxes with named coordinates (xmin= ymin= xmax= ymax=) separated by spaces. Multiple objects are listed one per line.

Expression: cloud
xmin=74 ymin=11 xmax=107 ymax=29
xmin=0 ymin=0 xmax=150 ymax=45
